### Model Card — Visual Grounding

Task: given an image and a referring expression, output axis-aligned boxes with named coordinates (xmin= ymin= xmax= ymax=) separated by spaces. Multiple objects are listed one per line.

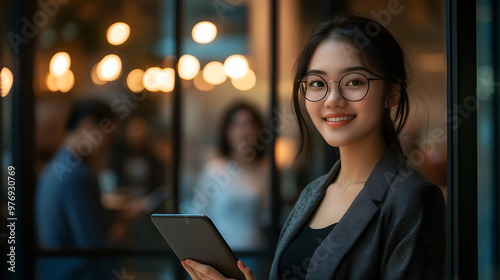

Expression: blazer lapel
xmin=307 ymin=143 xmax=406 ymax=279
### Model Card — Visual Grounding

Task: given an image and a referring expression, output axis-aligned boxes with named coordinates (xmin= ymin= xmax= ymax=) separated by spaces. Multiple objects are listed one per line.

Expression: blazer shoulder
xmin=385 ymin=162 xmax=445 ymax=210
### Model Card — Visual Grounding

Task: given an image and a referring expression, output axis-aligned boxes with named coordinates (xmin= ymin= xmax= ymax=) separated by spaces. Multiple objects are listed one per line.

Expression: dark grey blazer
xmin=269 ymin=143 xmax=446 ymax=280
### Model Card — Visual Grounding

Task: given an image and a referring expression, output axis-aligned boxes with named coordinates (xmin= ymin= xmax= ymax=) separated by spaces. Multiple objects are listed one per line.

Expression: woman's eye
xmin=346 ymin=79 xmax=363 ymax=86
xmin=309 ymin=81 xmax=325 ymax=88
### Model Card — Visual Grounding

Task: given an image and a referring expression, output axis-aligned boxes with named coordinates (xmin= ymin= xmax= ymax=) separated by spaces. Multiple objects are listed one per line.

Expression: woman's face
xmin=305 ymin=39 xmax=388 ymax=148
xmin=227 ymin=109 xmax=260 ymax=153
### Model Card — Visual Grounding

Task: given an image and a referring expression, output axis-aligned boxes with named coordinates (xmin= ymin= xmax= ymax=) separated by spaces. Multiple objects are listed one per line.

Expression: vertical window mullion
xmin=13 ymin=0 xmax=36 ymax=279
xmin=446 ymin=0 xmax=478 ymax=278
xmin=269 ymin=0 xmax=280 ymax=249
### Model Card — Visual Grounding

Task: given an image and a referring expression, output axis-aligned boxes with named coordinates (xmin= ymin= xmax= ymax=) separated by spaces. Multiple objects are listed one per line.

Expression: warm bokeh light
xmin=107 ymin=22 xmax=130 ymax=45
xmin=143 ymin=67 xmax=175 ymax=92
xmin=275 ymin=137 xmax=297 ymax=169
xmin=178 ymin=54 xmax=200 ymax=80
xmin=159 ymin=68 xmax=175 ymax=92
xmin=46 ymin=70 xmax=75 ymax=93
xmin=1 ymin=67 xmax=14 ymax=97
xmin=91 ymin=64 xmax=107 ymax=85
xmin=192 ymin=21 xmax=217 ymax=44
xmin=193 ymin=71 xmax=215 ymax=92
xmin=224 ymin=55 xmax=249 ymax=79
xmin=143 ymin=67 xmax=162 ymax=92
xmin=57 ymin=70 xmax=74 ymax=93
xmin=127 ymin=69 xmax=145 ymax=93
xmin=46 ymin=72 xmax=59 ymax=92
xmin=97 ymin=54 xmax=122 ymax=81
xmin=231 ymin=69 xmax=256 ymax=91
xmin=203 ymin=61 xmax=227 ymax=85
xmin=49 ymin=52 xmax=71 ymax=77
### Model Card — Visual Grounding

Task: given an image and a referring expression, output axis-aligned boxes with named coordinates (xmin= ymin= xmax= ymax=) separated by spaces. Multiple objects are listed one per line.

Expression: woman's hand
xmin=181 ymin=259 xmax=256 ymax=280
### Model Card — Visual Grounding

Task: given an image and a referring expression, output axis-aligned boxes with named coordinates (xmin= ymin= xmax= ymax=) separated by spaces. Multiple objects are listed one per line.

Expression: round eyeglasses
xmin=298 ymin=72 xmax=384 ymax=102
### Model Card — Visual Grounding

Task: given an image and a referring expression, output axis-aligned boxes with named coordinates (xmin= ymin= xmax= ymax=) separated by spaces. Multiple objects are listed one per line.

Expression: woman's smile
xmin=323 ymin=113 xmax=357 ymax=128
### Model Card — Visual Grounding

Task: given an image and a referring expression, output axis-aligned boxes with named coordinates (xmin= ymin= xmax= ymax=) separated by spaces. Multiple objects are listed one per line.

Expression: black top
xmin=278 ymin=223 xmax=337 ymax=279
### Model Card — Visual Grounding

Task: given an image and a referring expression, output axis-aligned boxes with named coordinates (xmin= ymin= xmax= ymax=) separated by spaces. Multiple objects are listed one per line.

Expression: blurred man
xmin=35 ymin=99 xmax=141 ymax=280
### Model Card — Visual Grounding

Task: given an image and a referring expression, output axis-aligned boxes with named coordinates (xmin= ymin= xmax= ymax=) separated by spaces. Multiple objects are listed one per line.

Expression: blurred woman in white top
xmin=195 ymin=102 xmax=270 ymax=251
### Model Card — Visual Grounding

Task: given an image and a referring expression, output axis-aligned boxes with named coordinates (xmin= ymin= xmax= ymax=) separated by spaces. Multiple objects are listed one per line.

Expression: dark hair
xmin=293 ymin=13 xmax=410 ymax=158
xmin=66 ymin=99 xmax=116 ymax=132
xmin=219 ymin=102 xmax=266 ymax=161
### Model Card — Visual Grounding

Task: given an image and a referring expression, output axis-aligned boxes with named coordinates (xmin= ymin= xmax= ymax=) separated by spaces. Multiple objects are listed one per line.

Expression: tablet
xmin=151 ymin=214 xmax=244 ymax=280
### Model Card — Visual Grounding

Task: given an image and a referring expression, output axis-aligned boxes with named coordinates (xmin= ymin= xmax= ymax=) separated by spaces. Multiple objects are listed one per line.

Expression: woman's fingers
xmin=182 ymin=259 xmax=257 ymax=280
xmin=184 ymin=259 xmax=227 ymax=279
xmin=237 ymin=260 xmax=256 ymax=280
xmin=181 ymin=261 xmax=202 ymax=280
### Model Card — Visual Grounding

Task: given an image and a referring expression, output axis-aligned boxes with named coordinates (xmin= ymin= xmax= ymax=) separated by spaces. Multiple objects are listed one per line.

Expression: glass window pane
xmin=178 ymin=1 xmax=272 ymax=278
xmin=477 ymin=0 xmax=499 ymax=279
xmin=179 ymin=0 xmax=271 ymax=238
xmin=32 ymin=0 xmax=175 ymax=256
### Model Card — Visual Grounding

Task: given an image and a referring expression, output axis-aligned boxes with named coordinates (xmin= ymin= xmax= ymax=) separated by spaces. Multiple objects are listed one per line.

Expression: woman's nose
xmin=323 ymin=82 xmax=346 ymax=107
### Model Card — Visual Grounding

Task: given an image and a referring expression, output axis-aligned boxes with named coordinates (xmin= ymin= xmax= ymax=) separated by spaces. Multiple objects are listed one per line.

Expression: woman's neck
xmin=337 ymin=133 xmax=387 ymax=185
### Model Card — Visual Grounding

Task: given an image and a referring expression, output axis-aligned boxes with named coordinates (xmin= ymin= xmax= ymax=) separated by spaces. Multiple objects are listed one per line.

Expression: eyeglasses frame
xmin=298 ymin=72 xmax=384 ymax=102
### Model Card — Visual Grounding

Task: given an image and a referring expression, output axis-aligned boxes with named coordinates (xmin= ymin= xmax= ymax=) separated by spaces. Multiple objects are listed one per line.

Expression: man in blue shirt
xmin=35 ymin=99 xmax=135 ymax=279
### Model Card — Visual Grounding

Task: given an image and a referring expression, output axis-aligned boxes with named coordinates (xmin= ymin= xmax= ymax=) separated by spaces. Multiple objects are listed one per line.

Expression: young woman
xmin=182 ymin=14 xmax=446 ymax=280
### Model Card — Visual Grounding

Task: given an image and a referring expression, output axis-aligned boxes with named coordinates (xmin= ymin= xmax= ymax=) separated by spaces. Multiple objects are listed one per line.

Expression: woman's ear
xmin=386 ymin=82 xmax=401 ymax=109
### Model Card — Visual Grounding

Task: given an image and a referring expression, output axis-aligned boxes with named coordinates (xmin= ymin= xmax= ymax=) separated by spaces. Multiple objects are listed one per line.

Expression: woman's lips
xmin=323 ymin=114 xmax=356 ymax=127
